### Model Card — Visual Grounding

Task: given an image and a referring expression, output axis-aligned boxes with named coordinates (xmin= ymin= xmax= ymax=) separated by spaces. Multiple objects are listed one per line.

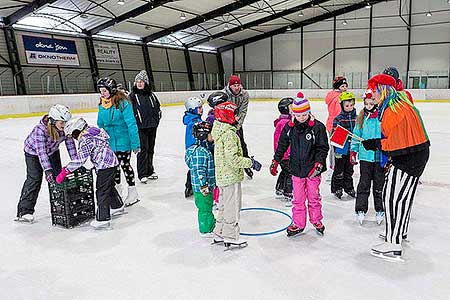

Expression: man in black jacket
xmin=129 ymin=70 xmax=161 ymax=183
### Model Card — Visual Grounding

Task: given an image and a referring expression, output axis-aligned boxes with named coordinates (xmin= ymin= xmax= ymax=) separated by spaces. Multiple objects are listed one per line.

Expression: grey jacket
xmin=223 ymin=85 xmax=249 ymax=126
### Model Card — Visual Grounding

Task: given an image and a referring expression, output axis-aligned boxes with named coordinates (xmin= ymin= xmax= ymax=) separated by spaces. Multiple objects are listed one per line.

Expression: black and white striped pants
xmin=383 ymin=165 xmax=420 ymax=244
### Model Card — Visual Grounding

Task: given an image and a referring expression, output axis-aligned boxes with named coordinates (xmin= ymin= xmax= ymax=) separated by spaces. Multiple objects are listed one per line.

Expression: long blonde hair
xmin=45 ymin=116 xmax=60 ymax=141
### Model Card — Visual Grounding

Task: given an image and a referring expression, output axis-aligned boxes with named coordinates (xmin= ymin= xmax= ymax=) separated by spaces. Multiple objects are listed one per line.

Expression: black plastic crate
xmin=49 ymin=167 xmax=95 ymax=228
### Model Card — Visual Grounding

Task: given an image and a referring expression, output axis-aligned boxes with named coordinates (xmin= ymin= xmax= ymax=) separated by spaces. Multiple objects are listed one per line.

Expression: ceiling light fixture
xmin=224 ymin=24 xmax=229 ymax=30
xmin=286 ymin=26 xmax=292 ymax=31
xmin=342 ymin=19 xmax=348 ymax=25
xmin=80 ymin=13 xmax=88 ymax=19
xmin=117 ymin=0 xmax=125 ymax=5
xmin=180 ymin=12 xmax=186 ymax=20
xmin=365 ymin=2 xmax=371 ymax=8
xmin=298 ymin=11 xmax=304 ymax=17
xmin=426 ymin=11 xmax=432 ymax=17
xmin=145 ymin=25 xmax=152 ymax=30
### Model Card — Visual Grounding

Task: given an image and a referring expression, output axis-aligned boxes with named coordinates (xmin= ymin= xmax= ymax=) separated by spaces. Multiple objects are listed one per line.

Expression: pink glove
xmin=213 ymin=187 xmax=220 ymax=204
xmin=56 ymin=167 xmax=70 ymax=184
xmin=307 ymin=162 xmax=323 ymax=178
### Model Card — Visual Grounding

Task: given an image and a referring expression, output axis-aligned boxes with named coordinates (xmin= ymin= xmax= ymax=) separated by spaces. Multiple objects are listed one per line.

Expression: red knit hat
xmin=368 ymin=74 xmax=396 ymax=90
xmin=215 ymin=101 xmax=238 ymax=124
xmin=228 ymin=75 xmax=241 ymax=87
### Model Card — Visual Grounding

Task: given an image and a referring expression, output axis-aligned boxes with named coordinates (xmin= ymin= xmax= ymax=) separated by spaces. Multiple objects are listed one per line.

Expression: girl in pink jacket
xmin=273 ymin=97 xmax=293 ymax=206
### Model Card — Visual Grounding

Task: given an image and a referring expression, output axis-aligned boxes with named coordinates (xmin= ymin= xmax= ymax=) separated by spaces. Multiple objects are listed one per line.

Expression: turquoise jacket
xmin=350 ymin=111 xmax=382 ymax=162
xmin=97 ymin=100 xmax=140 ymax=152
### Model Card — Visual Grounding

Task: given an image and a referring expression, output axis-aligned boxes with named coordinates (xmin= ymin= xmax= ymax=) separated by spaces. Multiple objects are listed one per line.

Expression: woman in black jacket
xmin=128 ymin=70 xmax=161 ymax=183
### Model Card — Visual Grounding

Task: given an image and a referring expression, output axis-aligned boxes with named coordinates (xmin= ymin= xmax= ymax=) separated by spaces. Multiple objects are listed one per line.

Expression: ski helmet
xmin=48 ymin=104 xmax=72 ymax=123
xmin=185 ymin=97 xmax=203 ymax=111
xmin=64 ymin=117 xmax=88 ymax=139
xmin=383 ymin=67 xmax=400 ymax=81
xmin=192 ymin=121 xmax=211 ymax=142
xmin=97 ymin=77 xmax=117 ymax=95
xmin=278 ymin=97 xmax=294 ymax=115
xmin=339 ymin=91 xmax=355 ymax=103
xmin=207 ymin=91 xmax=229 ymax=108
xmin=214 ymin=101 xmax=238 ymax=125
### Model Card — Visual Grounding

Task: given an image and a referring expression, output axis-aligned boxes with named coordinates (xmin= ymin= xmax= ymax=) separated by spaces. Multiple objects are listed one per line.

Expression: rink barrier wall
xmin=1 ymin=89 xmax=450 ymax=119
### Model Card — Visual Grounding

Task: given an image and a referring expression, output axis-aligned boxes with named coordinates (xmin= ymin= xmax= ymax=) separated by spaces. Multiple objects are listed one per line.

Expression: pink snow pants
xmin=292 ymin=175 xmax=323 ymax=228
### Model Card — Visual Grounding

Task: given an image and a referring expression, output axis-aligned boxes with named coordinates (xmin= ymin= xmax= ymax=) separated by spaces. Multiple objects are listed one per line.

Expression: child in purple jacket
xmin=15 ymin=104 xmax=76 ymax=223
xmin=56 ymin=117 xmax=123 ymax=229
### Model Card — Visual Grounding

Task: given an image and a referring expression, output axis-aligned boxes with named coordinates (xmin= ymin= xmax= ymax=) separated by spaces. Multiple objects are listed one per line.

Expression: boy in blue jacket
xmin=183 ymin=97 xmax=204 ymax=198
xmin=350 ymin=90 xmax=385 ymax=225
xmin=185 ymin=121 xmax=216 ymax=237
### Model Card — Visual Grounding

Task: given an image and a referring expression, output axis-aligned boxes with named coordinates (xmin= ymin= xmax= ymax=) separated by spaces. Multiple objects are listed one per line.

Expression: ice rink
xmin=0 ymin=100 xmax=449 ymax=300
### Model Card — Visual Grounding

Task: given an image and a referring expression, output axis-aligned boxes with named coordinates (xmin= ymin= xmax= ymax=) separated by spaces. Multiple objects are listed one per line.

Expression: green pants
xmin=193 ymin=191 xmax=215 ymax=233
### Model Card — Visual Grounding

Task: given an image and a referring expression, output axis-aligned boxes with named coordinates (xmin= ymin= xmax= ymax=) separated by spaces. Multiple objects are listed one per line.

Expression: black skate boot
xmin=333 ymin=189 xmax=343 ymax=200
xmin=287 ymin=224 xmax=304 ymax=237
xmin=244 ymin=168 xmax=253 ymax=179
xmin=313 ymin=222 xmax=325 ymax=236
xmin=184 ymin=187 xmax=193 ymax=198
xmin=345 ymin=189 xmax=356 ymax=198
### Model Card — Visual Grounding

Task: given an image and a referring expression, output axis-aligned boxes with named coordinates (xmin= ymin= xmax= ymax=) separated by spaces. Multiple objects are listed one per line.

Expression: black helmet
xmin=278 ymin=97 xmax=294 ymax=115
xmin=192 ymin=121 xmax=212 ymax=142
xmin=207 ymin=91 xmax=229 ymax=108
xmin=97 ymin=77 xmax=117 ymax=95
xmin=383 ymin=67 xmax=400 ymax=81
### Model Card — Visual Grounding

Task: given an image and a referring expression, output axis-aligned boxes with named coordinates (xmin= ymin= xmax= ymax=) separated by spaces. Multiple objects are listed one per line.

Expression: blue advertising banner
xmin=22 ymin=35 xmax=79 ymax=66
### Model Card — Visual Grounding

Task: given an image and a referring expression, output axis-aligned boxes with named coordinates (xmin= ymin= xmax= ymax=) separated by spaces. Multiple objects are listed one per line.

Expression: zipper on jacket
xmin=149 ymin=94 xmax=155 ymax=108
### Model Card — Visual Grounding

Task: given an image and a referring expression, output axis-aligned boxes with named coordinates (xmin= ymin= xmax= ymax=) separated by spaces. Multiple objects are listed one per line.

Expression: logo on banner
xmin=23 ymin=35 xmax=79 ymax=66
xmin=94 ymin=42 xmax=121 ymax=64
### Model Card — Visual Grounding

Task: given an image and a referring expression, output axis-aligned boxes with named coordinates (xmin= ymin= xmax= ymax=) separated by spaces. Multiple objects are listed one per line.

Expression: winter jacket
xmin=350 ymin=110 xmax=382 ymax=162
xmin=97 ymin=100 xmax=140 ymax=152
xmin=23 ymin=115 xmax=77 ymax=171
xmin=128 ymin=85 xmax=161 ymax=129
xmin=273 ymin=114 xmax=291 ymax=160
xmin=274 ymin=117 xmax=329 ymax=179
xmin=223 ymin=85 xmax=249 ymax=126
xmin=332 ymin=108 xmax=357 ymax=155
xmin=185 ymin=142 xmax=216 ymax=193
xmin=325 ymin=90 xmax=342 ymax=132
xmin=66 ymin=127 xmax=118 ymax=172
xmin=212 ymin=120 xmax=252 ymax=187
xmin=183 ymin=111 xmax=203 ymax=150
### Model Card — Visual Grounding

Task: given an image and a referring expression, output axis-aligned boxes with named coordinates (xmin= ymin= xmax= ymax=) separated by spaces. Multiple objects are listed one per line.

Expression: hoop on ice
xmin=239 ymin=207 xmax=293 ymax=236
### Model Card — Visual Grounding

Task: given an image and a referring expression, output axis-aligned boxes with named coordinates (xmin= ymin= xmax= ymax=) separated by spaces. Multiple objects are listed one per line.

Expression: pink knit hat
xmin=291 ymin=91 xmax=311 ymax=115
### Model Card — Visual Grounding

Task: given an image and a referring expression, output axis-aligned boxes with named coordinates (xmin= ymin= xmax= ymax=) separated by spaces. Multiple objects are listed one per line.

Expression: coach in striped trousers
xmin=361 ymin=73 xmax=430 ymax=260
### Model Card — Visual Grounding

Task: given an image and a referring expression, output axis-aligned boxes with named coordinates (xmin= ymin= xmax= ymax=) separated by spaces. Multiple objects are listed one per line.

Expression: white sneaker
xmin=124 ymin=186 xmax=140 ymax=207
xmin=140 ymin=177 xmax=148 ymax=184
xmin=356 ymin=211 xmax=365 ymax=225
xmin=14 ymin=214 xmax=34 ymax=223
xmin=376 ymin=211 xmax=385 ymax=225
xmin=115 ymin=183 xmax=124 ymax=197
xmin=90 ymin=219 xmax=111 ymax=229
xmin=110 ymin=204 xmax=125 ymax=216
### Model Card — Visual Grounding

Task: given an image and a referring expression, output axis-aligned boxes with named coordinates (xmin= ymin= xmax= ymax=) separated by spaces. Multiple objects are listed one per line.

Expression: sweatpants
xmin=114 ymin=151 xmax=135 ymax=186
xmin=137 ymin=127 xmax=157 ymax=179
xmin=214 ymin=183 xmax=242 ymax=241
xmin=331 ymin=155 xmax=354 ymax=193
xmin=96 ymin=167 xmax=124 ymax=221
xmin=355 ymin=160 xmax=384 ymax=213
xmin=275 ymin=159 xmax=293 ymax=196
xmin=193 ymin=191 xmax=215 ymax=233
xmin=292 ymin=175 xmax=323 ymax=228
xmin=17 ymin=151 xmax=62 ymax=217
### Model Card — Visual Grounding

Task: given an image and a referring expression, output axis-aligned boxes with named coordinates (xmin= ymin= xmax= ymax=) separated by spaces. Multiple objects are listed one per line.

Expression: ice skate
xmin=115 ymin=183 xmax=124 ymax=197
xmin=376 ymin=211 xmax=385 ymax=225
xmin=184 ymin=187 xmax=193 ymax=198
xmin=313 ymin=222 xmax=325 ymax=236
xmin=244 ymin=168 xmax=253 ymax=179
xmin=356 ymin=211 xmax=365 ymax=225
xmin=90 ymin=219 xmax=111 ymax=230
xmin=370 ymin=242 xmax=404 ymax=262
xmin=287 ymin=224 xmax=304 ymax=237
xmin=211 ymin=233 xmax=224 ymax=245
xmin=148 ymin=173 xmax=158 ymax=180
xmin=14 ymin=214 xmax=34 ymax=223
xmin=124 ymin=186 xmax=140 ymax=207
xmin=345 ymin=189 xmax=356 ymax=198
xmin=333 ymin=189 xmax=343 ymax=200
xmin=223 ymin=238 xmax=248 ymax=251
xmin=110 ymin=204 xmax=126 ymax=217
xmin=139 ymin=177 xmax=148 ymax=184
xmin=284 ymin=194 xmax=293 ymax=207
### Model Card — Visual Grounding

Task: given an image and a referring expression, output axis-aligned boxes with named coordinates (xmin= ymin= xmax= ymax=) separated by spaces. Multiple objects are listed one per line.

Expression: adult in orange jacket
xmin=362 ymin=74 xmax=430 ymax=262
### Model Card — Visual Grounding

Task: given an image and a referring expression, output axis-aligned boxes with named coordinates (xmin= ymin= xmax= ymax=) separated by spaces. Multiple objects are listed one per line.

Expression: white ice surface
xmin=0 ymin=101 xmax=449 ymax=300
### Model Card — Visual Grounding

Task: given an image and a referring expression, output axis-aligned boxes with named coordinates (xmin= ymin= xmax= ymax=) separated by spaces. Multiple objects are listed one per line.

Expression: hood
xmin=85 ymin=127 xmax=110 ymax=142
xmin=273 ymin=114 xmax=290 ymax=127
xmin=211 ymin=120 xmax=235 ymax=141
xmin=183 ymin=111 xmax=201 ymax=125
xmin=224 ymin=85 xmax=243 ymax=97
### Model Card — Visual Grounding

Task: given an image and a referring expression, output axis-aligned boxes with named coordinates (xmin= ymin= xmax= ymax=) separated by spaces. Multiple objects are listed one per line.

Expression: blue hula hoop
xmin=239 ymin=207 xmax=293 ymax=236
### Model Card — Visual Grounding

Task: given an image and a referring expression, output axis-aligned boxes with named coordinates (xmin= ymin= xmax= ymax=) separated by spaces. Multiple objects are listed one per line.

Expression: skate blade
xmin=370 ymin=250 xmax=404 ymax=262
xmin=211 ymin=239 xmax=224 ymax=245
xmin=111 ymin=211 xmax=128 ymax=217
xmin=125 ymin=199 xmax=140 ymax=207
xmin=315 ymin=230 xmax=324 ymax=236
xmin=285 ymin=202 xmax=292 ymax=207
xmin=223 ymin=242 xmax=248 ymax=251
xmin=287 ymin=232 xmax=304 ymax=238
xmin=92 ymin=224 xmax=112 ymax=230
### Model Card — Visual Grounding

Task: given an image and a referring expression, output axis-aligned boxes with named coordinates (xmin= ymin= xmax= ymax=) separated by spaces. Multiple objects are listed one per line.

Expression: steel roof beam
xmin=4 ymin=0 xmax=58 ymax=25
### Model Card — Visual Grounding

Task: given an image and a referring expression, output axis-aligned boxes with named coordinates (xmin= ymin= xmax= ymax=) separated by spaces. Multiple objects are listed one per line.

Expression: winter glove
xmin=308 ymin=162 xmax=323 ymax=178
xmin=45 ymin=170 xmax=55 ymax=184
xmin=270 ymin=159 xmax=279 ymax=176
xmin=56 ymin=168 xmax=70 ymax=184
xmin=213 ymin=187 xmax=220 ymax=203
xmin=133 ymin=148 xmax=141 ymax=154
xmin=362 ymin=138 xmax=381 ymax=151
xmin=200 ymin=185 xmax=209 ymax=196
xmin=251 ymin=156 xmax=262 ymax=172
xmin=349 ymin=151 xmax=358 ymax=166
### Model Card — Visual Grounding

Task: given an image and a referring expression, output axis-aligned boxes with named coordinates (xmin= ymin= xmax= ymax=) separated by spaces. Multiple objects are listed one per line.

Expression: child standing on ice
xmin=331 ymin=91 xmax=357 ymax=200
xmin=350 ymin=90 xmax=385 ymax=225
xmin=273 ymin=97 xmax=294 ymax=206
xmin=271 ymin=93 xmax=329 ymax=237
xmin=56 ymin=117 xmax=124 ymax=229
xmin=185 ymin=121 xmax=216 ymax=237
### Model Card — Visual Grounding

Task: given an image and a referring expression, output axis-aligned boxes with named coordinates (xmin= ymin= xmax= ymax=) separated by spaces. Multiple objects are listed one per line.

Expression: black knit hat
xmin=333 ymin=76 xmax=348 ymax=90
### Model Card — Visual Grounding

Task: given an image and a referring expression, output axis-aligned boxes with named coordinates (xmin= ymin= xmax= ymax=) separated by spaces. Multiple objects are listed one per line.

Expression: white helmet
xmin=64 ymin=117 xmax=87 ymax=136
xmin=49 ymin=104 xmax=72 ymax=122
xmin=184 ymin=97 xmax=203 ymax=111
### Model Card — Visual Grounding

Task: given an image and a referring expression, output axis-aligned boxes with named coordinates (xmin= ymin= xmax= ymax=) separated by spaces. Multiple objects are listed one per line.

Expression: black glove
xmin=251 ymin=156 xmax=262 ymax=172
xmin=45 ymin=170 xmax=55 ymax=183
xmin=362 ymin=139 xmax=381 ymax=151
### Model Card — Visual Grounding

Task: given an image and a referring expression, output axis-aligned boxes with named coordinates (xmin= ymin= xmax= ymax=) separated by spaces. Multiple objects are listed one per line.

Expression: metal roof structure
xmin=0 ymin=0 xmax=392 ymax=51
